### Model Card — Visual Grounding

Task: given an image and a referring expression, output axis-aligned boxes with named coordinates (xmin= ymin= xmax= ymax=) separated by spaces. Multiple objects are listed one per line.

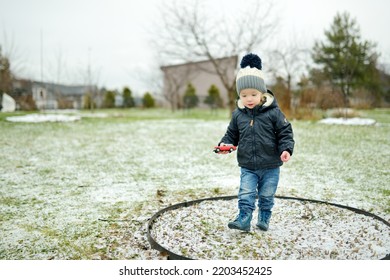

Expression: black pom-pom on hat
xmin=240 ymin=53 xmax=262 ymax=70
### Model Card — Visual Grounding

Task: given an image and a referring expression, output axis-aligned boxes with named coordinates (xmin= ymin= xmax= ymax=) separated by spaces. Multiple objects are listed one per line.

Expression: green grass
xmin=360 ymin=108 xmax=390 ymax=124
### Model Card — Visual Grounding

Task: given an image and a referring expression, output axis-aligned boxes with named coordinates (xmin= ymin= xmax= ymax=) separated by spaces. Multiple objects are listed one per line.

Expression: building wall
xmin=160 ymin=56 xmax=238 ymax=109
xmin=32 ymin=85 xmax=58 ymax=110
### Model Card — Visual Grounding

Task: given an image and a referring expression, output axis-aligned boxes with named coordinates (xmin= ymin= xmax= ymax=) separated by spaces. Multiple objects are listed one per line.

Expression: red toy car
xmin=214 ymin=145 xmax=237 ymax=153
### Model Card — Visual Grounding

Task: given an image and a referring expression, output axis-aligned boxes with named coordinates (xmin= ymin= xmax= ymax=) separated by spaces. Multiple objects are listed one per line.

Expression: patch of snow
xmin=6 ymin=114 xmax=81 ymax=123
xmin=79 ymin=112 xmax=109 ymax=118
xmin=318 ymin=118 xmax=376 ymax=126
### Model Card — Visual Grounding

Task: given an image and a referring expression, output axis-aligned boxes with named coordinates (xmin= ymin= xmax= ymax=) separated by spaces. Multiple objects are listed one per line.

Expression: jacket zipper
xmin=251 ymin=110 xmax=256 ymax=167
xmin=250 ymin=110 xmax=255 ymax=128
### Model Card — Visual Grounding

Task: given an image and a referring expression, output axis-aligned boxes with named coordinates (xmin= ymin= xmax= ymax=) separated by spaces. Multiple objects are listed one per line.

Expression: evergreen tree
xmin=122 ymin=86 xmax=135 ymax=108
xmin=143 ymin=92 xmax=155 ymax=108
xmin=183 ymin=83 xmax=198 ymax=109
xmin=103 ymin=90 xmax=116 ymax=108
xmin=204 ymin=84 xmax=222 ymax=110
xmin=312 ymin=12 xmax=379 ymax=108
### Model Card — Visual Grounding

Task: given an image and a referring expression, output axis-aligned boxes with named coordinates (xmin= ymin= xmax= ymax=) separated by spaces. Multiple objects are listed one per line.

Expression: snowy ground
xmin=0 ymin=110 xmax=389 ymax=260
xmin=6 ymin=113 xmax=81 ymax=123
xmin=151 ymin=198 xmax=389 ymax=259
xmin=318 ymin=117 xmax=376 ymax=126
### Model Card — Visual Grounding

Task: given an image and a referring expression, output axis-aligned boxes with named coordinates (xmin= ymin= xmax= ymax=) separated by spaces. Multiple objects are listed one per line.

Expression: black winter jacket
xmin=219 ymin=90 xmax=294 ymax=170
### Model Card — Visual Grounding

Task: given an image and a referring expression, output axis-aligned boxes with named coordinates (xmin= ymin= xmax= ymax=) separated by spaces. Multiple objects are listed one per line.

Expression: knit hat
xmin=236 ymin=53 xmax=267 ymax=95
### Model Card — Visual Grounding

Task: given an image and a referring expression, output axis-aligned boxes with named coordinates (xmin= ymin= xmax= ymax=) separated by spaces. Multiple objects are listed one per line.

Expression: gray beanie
xmin=236 ymin=53 xmax=267 ymax=95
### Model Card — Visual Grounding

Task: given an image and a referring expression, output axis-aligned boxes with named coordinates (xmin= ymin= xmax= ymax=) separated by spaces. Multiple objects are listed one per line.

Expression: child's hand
xmin=216 ymin=143 xmax=230 ymax=154
xmin=280 ymin=151 xmax=291 ymax=162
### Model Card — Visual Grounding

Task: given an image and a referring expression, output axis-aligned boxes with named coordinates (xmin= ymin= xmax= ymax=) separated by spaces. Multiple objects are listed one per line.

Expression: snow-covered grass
xmin=151 ymin=198 xmax=390 ymax=259
xmin=318 ymin=117 xmax=376 ymax=125
xmin=6 ymin=113 xmax=81 ymax=123
xmin=0 ymin=108 xmax=389 ymax=260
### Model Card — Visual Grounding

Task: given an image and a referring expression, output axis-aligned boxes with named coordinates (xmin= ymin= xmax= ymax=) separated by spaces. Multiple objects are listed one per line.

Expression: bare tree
xmin=74 ymin=48 xmax=102 ymax=110
xmin=49 ymin=46 xmax=67 ymax=85
xmin=152 ymin=0 xmax=278 ymax=113
xmin=268 ymin=40 xmax=311 ymax=113
xmin=160 ymin=62 xmax=200 ymax=111
xmin=44 ymin=46 xmax=68 ymax=109
xmin=1 ymin=30 xmax=26 ymax=109
xmin=1 ymin=29 xmax=25 ymax=79
xmin=0 ymin=46 xmax=13 ymax=93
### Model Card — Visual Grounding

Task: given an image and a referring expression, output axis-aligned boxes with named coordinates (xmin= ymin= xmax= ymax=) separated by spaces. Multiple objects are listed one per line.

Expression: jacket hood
xmin=237 ymin=89 xmax=276 ymax=111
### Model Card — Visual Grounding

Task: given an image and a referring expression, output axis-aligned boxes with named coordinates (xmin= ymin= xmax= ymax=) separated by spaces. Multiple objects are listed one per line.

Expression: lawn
xmin=0 ymin=108 xmax=389 ymax=259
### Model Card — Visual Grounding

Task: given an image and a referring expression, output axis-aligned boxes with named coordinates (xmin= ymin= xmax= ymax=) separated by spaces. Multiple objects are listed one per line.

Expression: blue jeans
xmin=238 ymin=167 xmax=280 ymax=213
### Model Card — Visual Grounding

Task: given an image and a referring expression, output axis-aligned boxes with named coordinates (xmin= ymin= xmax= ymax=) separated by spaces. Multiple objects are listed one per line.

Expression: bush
xmin=143 ymin=92 xmax=155 ymax=108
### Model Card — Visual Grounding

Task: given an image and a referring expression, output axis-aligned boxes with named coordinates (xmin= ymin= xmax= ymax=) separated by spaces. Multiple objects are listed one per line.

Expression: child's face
xmin=239 ymin=88 xmax=262 ymax=109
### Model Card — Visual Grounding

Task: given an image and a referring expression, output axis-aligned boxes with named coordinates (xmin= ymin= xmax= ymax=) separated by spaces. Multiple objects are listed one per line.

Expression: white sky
xmin=1 ymin=0 xmax=389 ymax=95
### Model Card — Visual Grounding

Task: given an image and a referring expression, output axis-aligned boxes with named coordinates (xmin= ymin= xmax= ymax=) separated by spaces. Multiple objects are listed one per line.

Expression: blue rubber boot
xmin=228 ymin=210 xmax=252 ymax=232
xmin=256 ymin=210 xmax=272 ymax=231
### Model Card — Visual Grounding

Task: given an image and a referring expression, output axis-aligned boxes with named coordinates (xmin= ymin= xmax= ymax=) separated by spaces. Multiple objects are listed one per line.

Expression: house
xmin=32 ymin=82 xmax=99 ymax=110
xmin=9 ymin=79 xmax=100 ymax=110
xmin=160 ymin=56 xmax=238 ymax=110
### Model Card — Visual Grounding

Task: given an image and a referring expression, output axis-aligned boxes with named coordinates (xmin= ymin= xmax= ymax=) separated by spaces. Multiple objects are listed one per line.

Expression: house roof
xmin=33 ymin=82 xmax=97 ymax=96
xmin=160 ymin=55 xmax=238 ymax=71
